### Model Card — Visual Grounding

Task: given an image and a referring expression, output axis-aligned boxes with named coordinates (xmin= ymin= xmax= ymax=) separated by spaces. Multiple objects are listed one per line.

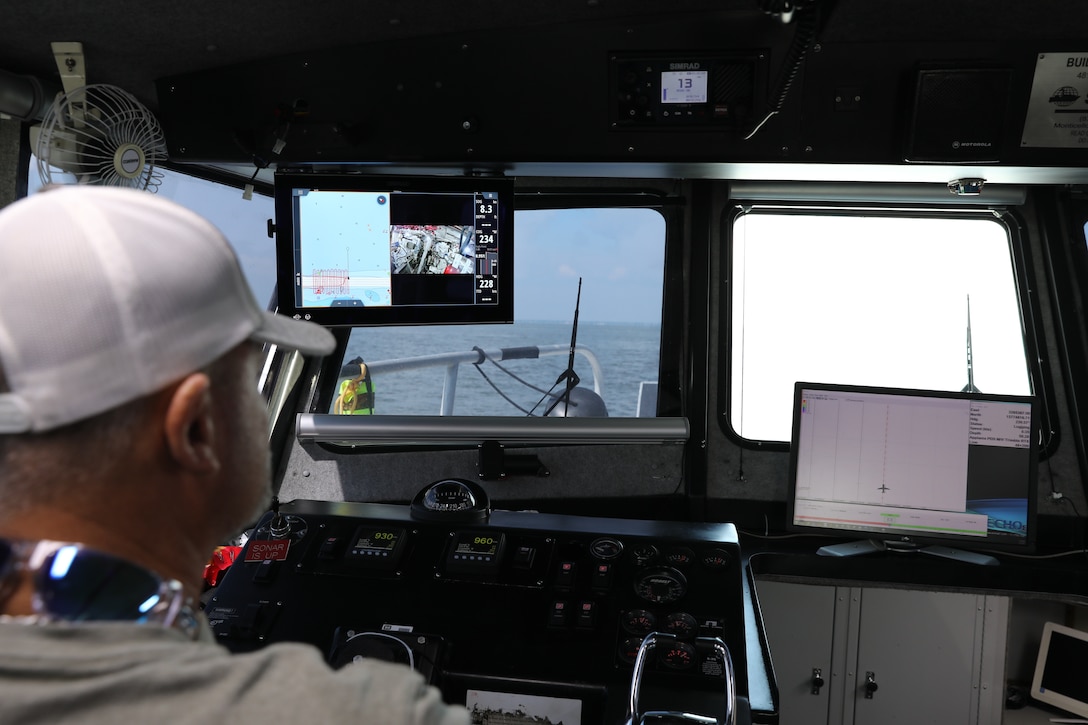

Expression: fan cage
xmin=36 ymin=83 xmax=168 ymax=191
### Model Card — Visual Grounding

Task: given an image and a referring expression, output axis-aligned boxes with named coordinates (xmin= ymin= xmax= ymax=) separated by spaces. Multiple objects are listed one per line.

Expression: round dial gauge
xmin=701 ymin=548 xmax=733 ymax=569
xmin=663 ymin=547 xmax=695 ymax=567
xmin=633 ymin=566 xmax=688 ymax=604
xmin=663 ymin=611 xmax=699 ymax=638
xmin=619 ymin=637 xmax=644 ymax=665
xmin=660 ymin=641 xmax=697 ymax=670
xmin=590 ymin=536 xmax=624 ymax=560
xmin=631 ymin=544 xmax=658 ymax=566
xmin=622 ymin=608 xmax=657 ymax=635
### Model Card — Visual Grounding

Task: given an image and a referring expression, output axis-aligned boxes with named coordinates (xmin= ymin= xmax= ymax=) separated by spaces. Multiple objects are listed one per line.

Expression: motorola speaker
xmin=904 ymin=68 xmax=1012 ymax=163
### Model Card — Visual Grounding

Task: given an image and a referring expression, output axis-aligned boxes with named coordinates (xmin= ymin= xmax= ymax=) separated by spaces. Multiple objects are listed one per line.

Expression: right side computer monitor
xmin=786 ymin=382 xmax=1038 ymax=555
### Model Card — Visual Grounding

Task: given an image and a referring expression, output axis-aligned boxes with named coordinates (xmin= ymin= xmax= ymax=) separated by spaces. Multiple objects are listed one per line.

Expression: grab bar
xmin=624 ymin=631 xmax=736 ymax=725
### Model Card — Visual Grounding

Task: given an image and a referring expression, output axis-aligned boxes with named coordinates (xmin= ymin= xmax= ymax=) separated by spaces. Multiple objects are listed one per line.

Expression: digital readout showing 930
xmin=352 ymin=527 xmax=402 ymax=553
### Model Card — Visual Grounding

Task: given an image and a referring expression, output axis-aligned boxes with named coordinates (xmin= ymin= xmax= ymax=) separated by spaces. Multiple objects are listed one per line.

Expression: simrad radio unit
xmin=609 ymin=52 xmax=764 ymax=130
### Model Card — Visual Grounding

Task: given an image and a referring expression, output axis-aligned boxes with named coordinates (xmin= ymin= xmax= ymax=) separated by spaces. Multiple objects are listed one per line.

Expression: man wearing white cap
xmin=0 ymin=186 xmax=469 ymax=724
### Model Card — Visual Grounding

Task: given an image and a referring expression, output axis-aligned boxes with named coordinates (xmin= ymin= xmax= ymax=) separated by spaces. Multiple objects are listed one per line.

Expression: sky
xmin=513 ymin=207 xmax=665 ymax=323
xmin=31 ymin=168 xmax=284 ymax=308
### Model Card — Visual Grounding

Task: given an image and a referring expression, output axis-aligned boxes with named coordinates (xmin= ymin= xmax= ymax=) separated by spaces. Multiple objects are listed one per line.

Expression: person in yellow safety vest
xmin=333 ymin=356 xmax=375 ymax=415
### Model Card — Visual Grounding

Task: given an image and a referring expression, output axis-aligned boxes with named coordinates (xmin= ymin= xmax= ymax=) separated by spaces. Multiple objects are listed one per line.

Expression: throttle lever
xmin=624 ymin=631 xmax=736 ymax=725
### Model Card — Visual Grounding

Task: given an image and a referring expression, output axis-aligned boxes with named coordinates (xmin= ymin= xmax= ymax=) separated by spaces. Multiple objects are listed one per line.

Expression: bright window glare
xmin=730 ymin=212 xmax=1031 ymax=442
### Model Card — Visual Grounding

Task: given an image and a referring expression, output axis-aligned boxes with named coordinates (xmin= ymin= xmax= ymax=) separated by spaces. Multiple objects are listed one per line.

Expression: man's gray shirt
xmin=0 ymin=618 xmax=471 ymax=724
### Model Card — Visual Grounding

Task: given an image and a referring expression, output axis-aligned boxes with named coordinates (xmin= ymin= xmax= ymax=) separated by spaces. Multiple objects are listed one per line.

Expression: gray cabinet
xmin=758 ymin=580 xmax=838 ymax=723
xmin=757 ymin=580 xmax=1008 ymax=725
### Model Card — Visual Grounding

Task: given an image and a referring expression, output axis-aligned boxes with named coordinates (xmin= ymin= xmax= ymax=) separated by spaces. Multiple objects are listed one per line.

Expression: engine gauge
xmin=619 ymin=637 xmax=644 ymax=665
xmin=346 ymin=524 xmax=407 ymax=570
xmin=631 ymin=544 xmax=658 ymax=566
xmin=589 ymin=536 xmax=624 ymax=560
xmin=660 ymin=641 xmax=697 ymax=670
xmin=663 ymin=611 xmax=698 ymax=638
xmin=633 ymin=566 xmax=688 ymax=604
xmin=621 ymin=608 xmax=657 ymax=635
xmin=662 ymin=546 xmax=695 ymax=567
xmin=700 ymin=548 xmax=733 ymax=569
xmin=445 ymin=530 xmax=506 ymax=574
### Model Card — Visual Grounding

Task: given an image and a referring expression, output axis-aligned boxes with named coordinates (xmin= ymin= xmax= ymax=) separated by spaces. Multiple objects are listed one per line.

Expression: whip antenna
xmin=543 ymin=277 xmax=582 ymax=417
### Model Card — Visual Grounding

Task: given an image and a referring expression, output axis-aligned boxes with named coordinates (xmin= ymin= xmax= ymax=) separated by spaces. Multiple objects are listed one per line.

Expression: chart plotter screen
xmin=274 ymin=172 xmax=513 ymax=326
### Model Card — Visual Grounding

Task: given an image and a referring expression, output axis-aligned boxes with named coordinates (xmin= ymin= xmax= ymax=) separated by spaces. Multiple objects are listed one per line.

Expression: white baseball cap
xmin=0 ymin=185 xmax=335 ymax=434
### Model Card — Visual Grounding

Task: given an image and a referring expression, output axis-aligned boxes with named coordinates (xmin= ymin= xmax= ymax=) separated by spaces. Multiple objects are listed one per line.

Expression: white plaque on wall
xmin=1021 ymin=52 xmax=1088 ymax=148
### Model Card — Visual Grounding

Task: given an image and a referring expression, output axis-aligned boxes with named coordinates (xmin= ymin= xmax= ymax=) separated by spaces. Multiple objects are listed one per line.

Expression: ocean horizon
xmin=341 ymin=320 xmax=662 ymax=417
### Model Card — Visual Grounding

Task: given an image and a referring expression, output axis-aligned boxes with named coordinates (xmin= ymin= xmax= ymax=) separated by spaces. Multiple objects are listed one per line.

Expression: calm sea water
xmin=342 ymin=320 xmax=661 ymax=417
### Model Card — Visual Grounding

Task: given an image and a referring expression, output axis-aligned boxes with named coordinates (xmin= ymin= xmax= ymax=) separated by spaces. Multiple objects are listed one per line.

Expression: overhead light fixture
xmin=948 ymin=178 xmax=986 ymax=195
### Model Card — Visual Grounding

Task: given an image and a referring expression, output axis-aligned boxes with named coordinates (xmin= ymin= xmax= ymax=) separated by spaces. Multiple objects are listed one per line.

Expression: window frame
xmin=1036 ymin=187 xmax=1088 ymax=474
xmin=718 ymin=197 xmax=1057 ymax=457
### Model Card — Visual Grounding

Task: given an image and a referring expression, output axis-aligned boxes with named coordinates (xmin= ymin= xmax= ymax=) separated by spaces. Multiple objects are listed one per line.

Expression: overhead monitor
xmin=786 ymin=382 xmax=1038 ymax=558
xmin=274 ymin=172 xmax=513 ymax=326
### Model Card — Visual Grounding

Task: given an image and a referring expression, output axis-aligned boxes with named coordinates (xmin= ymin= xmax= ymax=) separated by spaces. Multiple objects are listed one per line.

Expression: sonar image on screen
xmin=390 ymin=224 xmax=476 ymax=275
xmin=296 ymin=190 xmax=395 ymax=308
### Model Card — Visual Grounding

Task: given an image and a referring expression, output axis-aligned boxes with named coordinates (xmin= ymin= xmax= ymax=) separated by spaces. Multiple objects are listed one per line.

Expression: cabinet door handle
xmin=864 ymin=671 xmax=879 ymax=699
xmin=811 ymin=668 xmax=825 ymax=695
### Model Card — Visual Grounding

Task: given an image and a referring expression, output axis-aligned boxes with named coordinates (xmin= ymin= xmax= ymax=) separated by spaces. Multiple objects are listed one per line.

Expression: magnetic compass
xmin=410 ymin=478 xmax=491 ymax=523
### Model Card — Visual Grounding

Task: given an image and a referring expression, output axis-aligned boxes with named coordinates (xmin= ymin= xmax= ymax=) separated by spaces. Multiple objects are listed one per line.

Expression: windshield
xmin=28 ymin=166 xmax=669 ymax=421
xmin=338 ymin=207 xmax=666 ymax=417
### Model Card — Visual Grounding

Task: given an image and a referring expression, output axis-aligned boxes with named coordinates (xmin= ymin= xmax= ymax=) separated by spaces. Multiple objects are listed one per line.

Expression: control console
xmin=206 ymin=489 xmax=748 ymax=723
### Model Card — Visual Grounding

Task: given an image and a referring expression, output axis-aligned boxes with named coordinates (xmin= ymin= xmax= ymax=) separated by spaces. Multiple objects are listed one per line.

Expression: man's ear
xmin=162 ymin=372 xmax=220 ymax=474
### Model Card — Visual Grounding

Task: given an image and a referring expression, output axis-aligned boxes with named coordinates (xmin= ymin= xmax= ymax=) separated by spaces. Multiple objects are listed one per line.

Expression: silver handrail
xmin=625 ymin=632 xmax=736 ymax=725
xmin=297 ymin=414 xmax=689 ymax=445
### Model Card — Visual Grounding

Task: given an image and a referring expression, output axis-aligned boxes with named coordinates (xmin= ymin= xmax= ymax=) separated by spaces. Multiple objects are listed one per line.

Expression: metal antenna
xmin=543 ymin=277 xmax=582 ymax=416
xmin=961 ymin=294 xmax=980 ymax=393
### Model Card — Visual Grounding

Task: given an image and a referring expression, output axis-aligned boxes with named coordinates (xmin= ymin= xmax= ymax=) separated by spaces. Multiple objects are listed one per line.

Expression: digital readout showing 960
xmin=454 ymin=533 xmax=502 ymax=557
xmin=448 ymin=531 xmax=506 ymax=571
xmin=474 ymin=192 xmax=500 ymax=305
xmin=661 ymin=70 xmax=709 ymax=104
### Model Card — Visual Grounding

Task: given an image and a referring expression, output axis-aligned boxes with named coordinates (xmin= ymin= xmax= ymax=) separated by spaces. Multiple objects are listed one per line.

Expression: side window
xmin=726 ymin=209 xmax=1032 ymax=443
xmin=28 ymin=162 xmax=276 ymax=306
xmin=155 ymin=173 xmax=277 ymax=307
xmin=338 ymin=207 xmax=666 ymax=417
